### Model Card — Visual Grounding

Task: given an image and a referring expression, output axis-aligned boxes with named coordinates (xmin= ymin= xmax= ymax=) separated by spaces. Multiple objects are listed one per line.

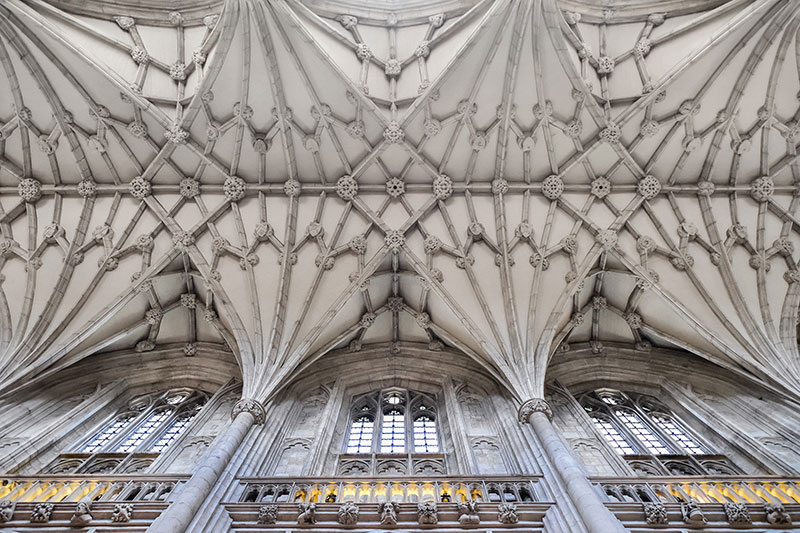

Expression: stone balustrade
xmin=594 ymin=476 xmax=799 ymax=529
xmin=224 ymin=476 xmax=552 ymax=530
xmin=0 ymin=474 xmax=186 ymax=504
xmin=0 ymin=474 xmax=188 ymax=529
xmin=237 ymin=475 xmax=545 ymax=505
xmin=594 ymin=475 xmax=800 ymax=505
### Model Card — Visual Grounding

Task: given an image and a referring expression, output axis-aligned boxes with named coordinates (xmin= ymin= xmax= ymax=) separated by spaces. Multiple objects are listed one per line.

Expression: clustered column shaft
xmin=520 ymin=398 xmax=628 ymax=533
xmin=146 ymin=399 xmax=265 ymax=533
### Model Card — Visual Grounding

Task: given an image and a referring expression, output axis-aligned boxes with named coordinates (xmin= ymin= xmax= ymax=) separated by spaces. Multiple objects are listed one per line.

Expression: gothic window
xmin=343 ymin=389 xmax=440 ymax=456
xmin=116 ymin=408 xmax=172 ymax=453
xmin=380 ymin=408 xmax=406 ymax=453
xmin=615 ymin=409 xmax=669 ymax=455
xmin=346 ymin=415 xmax=374 ymax=454
xmin=148 ymin=406 xmax=202 ymax=453
xmin=81 ymin=412 xmax=139 ymax=453
xmin=48 ymin=388 xmax=207 ymax=474
xmin=590 ymin=414 xmax=635 ymax=455
xmin=650 ymin=413 xmax=704 ymax=455
xmin=579 ymin=389 xmax=736 ymax=475
xmin=412 ymin=398 xmax=439 ymax=453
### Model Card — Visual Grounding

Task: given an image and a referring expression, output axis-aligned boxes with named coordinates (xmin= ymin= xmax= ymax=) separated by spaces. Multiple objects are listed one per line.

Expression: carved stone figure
xmin=457 ymin=499 xmax=480 ymax=525
xmin=643 ymin=502 xmax=668 ymax=525
xmin=337 ymin=502 xmax=359 ymax=525
xmin=723 ymin=502 xmax=751 ymax=524
xmin=297 ymin=502 xmax=316 ymax=525
xmin=497 ymin=502 xmax=519 ymax=524
xmin=417 ymin=501 xmax=438 ymax=525
xmin=30 ymin=502 xmax=53 ymax=523
xmin=765 ymin=501 xmax=792 ymax=525
xmin=70 ymin=500 xmax=93 ymax=526
xmin=111 ymin=503 xmax=134 ymax=523
xmin=379 ymin=501 xmax=399 ymax=525
xmin=0 ymin=501 xmax=15 ymax=523
xmin=681 ymin=501 xmax=707 ymax=526
xmin=257 ymin=504 xmax=278 ymax=525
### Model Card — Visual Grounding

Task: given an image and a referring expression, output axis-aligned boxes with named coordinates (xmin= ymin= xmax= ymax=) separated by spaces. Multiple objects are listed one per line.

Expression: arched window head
xmin=343 ymin=388 xmax=441 ymax=455
xmin=577 ymin=388 xmax=732 ymax=474
xmin=77 ymin=388 xmax=207 ymax=455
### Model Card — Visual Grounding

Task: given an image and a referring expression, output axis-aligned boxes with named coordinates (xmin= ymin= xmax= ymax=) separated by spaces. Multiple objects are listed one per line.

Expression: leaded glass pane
xmin=115 ymin=408 xmax=172 ymax=453
xmin=380 ymin=409 xmax=405 ymax=453
xmin=81 ymin=413 xmax=137 ymax=453
xmin=616 ymin=410 xmax=669 ymax=454
xmin=413 ymin=415 xmax=439 ymax=452
xmin=591 ymin=416 xmax=636 ymax=455
xmin=148 ymin=411 xmax=196 ymax=453
xmin=652 ymin=414 xmax=705 ymax=454
xmin=346 ymin=415 xmax=374 ymax=454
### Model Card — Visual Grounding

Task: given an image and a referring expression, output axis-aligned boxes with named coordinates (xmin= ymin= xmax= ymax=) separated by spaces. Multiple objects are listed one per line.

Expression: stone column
xmin=146 ymin=398 xmax=265 ymax=533
xmin=520 ymin=398 xmax=628 ymax=533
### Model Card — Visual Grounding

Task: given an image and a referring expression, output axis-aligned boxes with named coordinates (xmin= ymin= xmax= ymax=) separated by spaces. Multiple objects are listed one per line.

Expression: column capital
xmin=518 ymin=398 xmax=552 ymax=423
xmin=232 ymin=398 xmax=266 ymax=425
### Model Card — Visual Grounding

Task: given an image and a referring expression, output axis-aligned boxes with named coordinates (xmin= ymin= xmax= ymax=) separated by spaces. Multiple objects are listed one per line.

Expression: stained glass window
xmin=149 ymin=410 xmax=199 ymax=453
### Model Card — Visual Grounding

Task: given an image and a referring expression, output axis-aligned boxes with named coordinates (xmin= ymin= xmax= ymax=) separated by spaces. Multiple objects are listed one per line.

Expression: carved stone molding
xmin=417 ymin=502 xmax=438 ymax=525
xmin=30 ymin=502 xmax=53 ymax=523
xmin=232 ymin=398 xmax=266 ymax=425
xmin=258 ymin=504 xmax=278 ymax=525
xmin=111 ymin=503 xmax=134 ymax=523
xmin=337 ymin=502 xmax=359 ymax=525
xmin=497 ymin=502 xmax=519 ymax=524
xmin=643 ymin=502 xmax=668 ymax=525
xmin=0 ymin=501 xmax=14 ymax=523
xmin=518 ymin=398 xmax=553 ymax=423
xmin=70 ymin=501 xmax=93 ymax=527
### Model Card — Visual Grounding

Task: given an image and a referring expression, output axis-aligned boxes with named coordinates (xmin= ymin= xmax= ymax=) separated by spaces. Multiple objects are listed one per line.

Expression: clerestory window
xmin=580 ymin=389 xmax=739 ymax=476
xmin=345 ymin=388 xmax=439 ymax=455
xmin=45 ymin=388 xmax=207 ymax=474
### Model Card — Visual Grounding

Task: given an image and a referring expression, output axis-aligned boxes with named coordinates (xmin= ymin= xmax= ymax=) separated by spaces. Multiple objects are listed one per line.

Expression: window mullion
xmin=405 ymin=406 xmax=412 ymax=454
xmin=653 ymin=412 xmax=708 ymax=455
xmin=373 ymin=403 xmax=383 ymax=454
xmin=632 ymin=403 xmax=681 ymax=454
xmin=608 ymin=408 xmax=648 ymax=455
xmin=139 ymin=408 xmax=182 ymax=452
xmin=103 ymin=404 xmax=154 ymax=452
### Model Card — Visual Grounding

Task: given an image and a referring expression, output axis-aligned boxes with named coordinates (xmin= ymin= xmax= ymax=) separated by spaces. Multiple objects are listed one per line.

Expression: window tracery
xmin=46 ymin=388 xmax=207 ymax=474
xmin=340 ymin=388 xmax=442 ymax=475
xmin=579 ymin=389 xmax=738 ymax=476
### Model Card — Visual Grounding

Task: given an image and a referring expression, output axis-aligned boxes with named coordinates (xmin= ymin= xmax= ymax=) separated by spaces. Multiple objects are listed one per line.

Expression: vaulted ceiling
xmin=0 ymin=0 xmax=798 ymax=403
